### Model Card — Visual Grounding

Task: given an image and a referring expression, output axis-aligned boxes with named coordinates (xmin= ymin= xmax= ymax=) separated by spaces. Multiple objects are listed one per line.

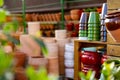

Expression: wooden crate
xmin=107 ymin=0 xmax=120 ymax=9
xmin=107 ymin=33 xmax=120 ymax=45
xmin=74 ymin=40 xmax=107 ymax=80
xmin=108 ymin=55 xmax=120 ymax=60
xmin=107 ymin=44 xmax=120 ymax=57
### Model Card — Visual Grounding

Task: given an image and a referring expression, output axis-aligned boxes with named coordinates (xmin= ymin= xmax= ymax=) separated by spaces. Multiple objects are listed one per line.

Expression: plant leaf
xmin=0 ymin=9 xmax=6 ymax=22
xmin=3 ymin=21 xmax=19 ymax=34
xmin=0 ymin=0 xmax=4 ymax=7
xmin=26 ymin=66 xmax=38 ymax=80
xmin=79 ymin=72 xmax=86 ymax=80
xmin=37 ymin=67 xmax=48 ymax=80
xmin=31 ymin=36 xmax=48 ymax=56
xmin=4 ymin=33 xmax=20 ymax=45
xmin=0 ymin=48 xmax=13 ymax=76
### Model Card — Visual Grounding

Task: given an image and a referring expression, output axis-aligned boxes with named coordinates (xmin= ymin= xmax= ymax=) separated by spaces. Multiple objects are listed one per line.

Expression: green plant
xmin=79 ymin=60 xmax=120 ymax=80
xmin=0 ymin=47 xmax=13 ymax=80
xmin=79 ymin=70 xmax=96 ymax=80
xmin=26 ymin=66 xmax=58 ymax=80
xmin=25 ymin=37 xmax=59 ymax=80
xmin=0 ymin=1 xmax=58 ymax=80
xmin=100 ymin=60 xmax=120 ymax=80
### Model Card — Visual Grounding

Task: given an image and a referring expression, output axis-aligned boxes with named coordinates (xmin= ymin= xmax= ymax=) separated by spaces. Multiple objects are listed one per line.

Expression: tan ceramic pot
xmin=27 ymin=22 xmax=40 ymax=36
xmin=28 ymin=57 xmax=48 ymax=70
xmin=48 ymin=57 xmax=59 ymax=75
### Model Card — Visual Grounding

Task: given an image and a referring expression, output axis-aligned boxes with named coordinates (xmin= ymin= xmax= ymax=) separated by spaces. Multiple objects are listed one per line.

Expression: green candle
xmin=22 ymin=0 xmax=27 ymax=34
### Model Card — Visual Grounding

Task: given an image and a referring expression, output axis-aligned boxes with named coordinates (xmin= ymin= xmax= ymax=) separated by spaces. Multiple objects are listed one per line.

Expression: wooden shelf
xmin=74 ymin=39 xmax=107 ymax=80
xmin=74 ymin=39 xmax=107 ymax=44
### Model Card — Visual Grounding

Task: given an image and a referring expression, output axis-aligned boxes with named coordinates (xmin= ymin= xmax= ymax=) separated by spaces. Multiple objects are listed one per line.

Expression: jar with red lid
xmin=105 ymin=11 xmax=120 ymax=31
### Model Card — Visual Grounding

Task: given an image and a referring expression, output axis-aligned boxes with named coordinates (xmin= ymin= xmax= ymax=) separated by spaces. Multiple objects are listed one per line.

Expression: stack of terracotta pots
xmin=47 ymin=57 xmax=59 ymax=76
xmin=14 ymin=51 xmax=28 ymax=80
xmin=70 ymin=9 xmax=82 ymax=21
xmin=43 ymin=37 xmax=59 ymax=76
xmin=28 ymin=57 xmax=48 ymax=70
xmin=25 ymin=13 xmax=61 ymax=22
xmin=20 ymin=35 xmax=42 ymax=57
xmin=19 ymin=34 xmax=49 ymax=78
xmin=55 ymin=30 xmax=70 ymax=75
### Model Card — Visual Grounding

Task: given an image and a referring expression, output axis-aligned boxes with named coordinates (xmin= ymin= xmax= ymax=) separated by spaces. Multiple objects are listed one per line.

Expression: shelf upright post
xmin=22 ymin=0 xmax=27 ymax=34
xmin=60 ymin=0 xmax=65 ymax=29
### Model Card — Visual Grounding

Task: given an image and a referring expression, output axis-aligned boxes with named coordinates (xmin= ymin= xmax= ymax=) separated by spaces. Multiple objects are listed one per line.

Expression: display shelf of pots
xmin=74 ymin=39 xmax=107 ymax=80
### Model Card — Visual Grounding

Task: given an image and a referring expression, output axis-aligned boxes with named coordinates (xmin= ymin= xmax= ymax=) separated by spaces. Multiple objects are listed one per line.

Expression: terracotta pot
xmin=105 ymin=12 xmax=120 ymax=31
xmin=14 ymin=51 xmax=27 ymax=68
xmin=15 ymin=68 xmax=28 ymax=80
xmin=20 ymin=35 xmax=42 ymax=57
xmin=59 ymin=57 xmax=65 ymax=75
xmin=6 ymin=16 xmax=12 ymax=22
xmin=71 ymin=14 xmax=80 ymax=21
xmin=48 ymin=57 xmax=59 ymax=75
xmin=64 ymin=14 xmax=71 ymax=21
xmin=105 ymin=11 xmax=120 ymax=42
xmin=45 ymin=42 xmax=58 ymax=58
xmin=27 ymin=22 xmax=40 ymax=36
xmin=55 ymin=13 xmax=61 ymax=21
xmin=28 ymin=57 xmax=48 ymax=70
xmin=55 ymin=30 xmax=67 ymax=39
xmin=70 ymin=9 xmax=80 ymax=15
xmin=25 ymin=14 xmax=32 ymax=21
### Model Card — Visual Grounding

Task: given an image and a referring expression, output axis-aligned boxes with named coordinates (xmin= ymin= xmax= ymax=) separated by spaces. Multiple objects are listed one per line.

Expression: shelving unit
xmin=4 ymin=0 xmax=107 ymax=80
xmin=74 ymin=39 xmax=107 ymax=80
xmin=4 ymin=0 xmax=106 ymax=13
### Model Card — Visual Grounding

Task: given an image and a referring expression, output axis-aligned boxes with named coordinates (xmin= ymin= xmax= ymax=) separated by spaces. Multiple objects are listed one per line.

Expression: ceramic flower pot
xmin=105 ymin=11 xmax=120 ymax=42
xmin=105 ymin=12 xmax=120 ymax=31
xmin=14 ymin=51 xmax=27 ymax=68
xmin=27 ymin=22 xmax=40 ymax=36
xmin=65 ymin=68 xmax=74 ymax=79
xmin=15 ymin=68 xmax=28 ymax=80
xmin=64 ymin=59 xmax=74 ymax=68
xmin=81 ymin=51 xmax=101 ymax=65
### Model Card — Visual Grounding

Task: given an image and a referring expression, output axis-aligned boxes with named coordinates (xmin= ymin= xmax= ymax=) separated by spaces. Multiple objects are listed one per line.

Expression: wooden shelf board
xmin=74 ymin=39 xmax=107 ymax=44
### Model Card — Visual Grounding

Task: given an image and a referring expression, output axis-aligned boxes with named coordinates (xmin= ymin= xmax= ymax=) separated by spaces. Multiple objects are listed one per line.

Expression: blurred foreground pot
xmin=14 ymin=51 xmax=27 ymax=68
xmin=15 ymin=68 xmax=28 ymax=80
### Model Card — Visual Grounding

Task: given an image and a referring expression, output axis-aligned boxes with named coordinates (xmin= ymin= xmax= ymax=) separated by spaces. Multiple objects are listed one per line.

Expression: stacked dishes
xmin=64 ymin=43 xmax=74 ymax=79
xmin=100 ymin=3 xmax=107 ymax=42
xmin=88 ymin=12 xmax=100 ymax=41
xmin=79 ymin=12 xmax=88 ymax=40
